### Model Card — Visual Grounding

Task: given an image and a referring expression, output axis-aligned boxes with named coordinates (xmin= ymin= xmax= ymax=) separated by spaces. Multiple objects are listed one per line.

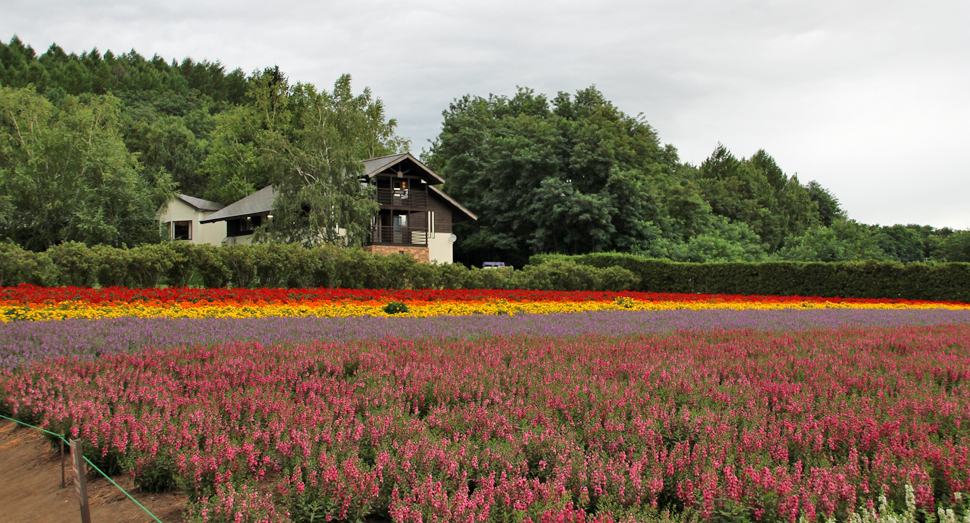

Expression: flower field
xmin=2 ymin=286 xmax=970 ymax=522
xmin=3 ymin=285 xmax=969 ymax=322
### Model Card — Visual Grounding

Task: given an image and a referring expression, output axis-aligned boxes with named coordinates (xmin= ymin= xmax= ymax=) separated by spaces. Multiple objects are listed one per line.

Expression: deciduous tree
xmin=0 ymin=86 xmax=170 ymax=250
xmin=203 ymin=69 xmax=407 ymax=247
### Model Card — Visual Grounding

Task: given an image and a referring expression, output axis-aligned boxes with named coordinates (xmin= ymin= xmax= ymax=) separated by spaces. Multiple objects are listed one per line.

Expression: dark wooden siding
xmin=427 ymin=197 xmax=453 ymax=233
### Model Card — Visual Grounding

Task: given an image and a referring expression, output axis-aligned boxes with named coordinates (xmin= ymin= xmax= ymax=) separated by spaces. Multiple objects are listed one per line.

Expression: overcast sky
xmin=3 ymin=0 xmax=968 ymax=228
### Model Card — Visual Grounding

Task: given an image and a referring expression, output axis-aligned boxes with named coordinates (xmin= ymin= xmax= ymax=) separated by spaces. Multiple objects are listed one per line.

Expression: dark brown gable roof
xmin=177 ymin=194 xmax=224 ymax=212
xmin=362 ymin=152 xmax=446 ymax=185
xmin=200 ymin=186 xmax=276 ymax=223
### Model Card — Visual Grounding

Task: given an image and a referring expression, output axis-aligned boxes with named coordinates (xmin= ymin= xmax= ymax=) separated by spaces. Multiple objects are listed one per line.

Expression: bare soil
xmin=0 ymin=419 xmax=187 ymax=523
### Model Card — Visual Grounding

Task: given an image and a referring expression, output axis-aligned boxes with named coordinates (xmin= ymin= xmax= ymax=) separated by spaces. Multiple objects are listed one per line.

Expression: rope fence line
xmin=0 ymin=413 xmax=164 ymax=523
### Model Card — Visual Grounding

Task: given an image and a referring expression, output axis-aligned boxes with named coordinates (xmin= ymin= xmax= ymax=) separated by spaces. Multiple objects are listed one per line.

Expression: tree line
xmin=422 ymin=87 xmax=969 ymax=266
xmin=0 ymin=37 xmax=405 ymax=251
xmin=1 ymin=36 xmax=968 ymax=265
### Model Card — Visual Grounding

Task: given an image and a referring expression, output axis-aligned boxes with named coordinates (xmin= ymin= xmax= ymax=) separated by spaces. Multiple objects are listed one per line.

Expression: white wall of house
xmin=157 ymin=199 xmax=227 ymax=246
xmin=427 ymin=232 xmax=453 ymax=264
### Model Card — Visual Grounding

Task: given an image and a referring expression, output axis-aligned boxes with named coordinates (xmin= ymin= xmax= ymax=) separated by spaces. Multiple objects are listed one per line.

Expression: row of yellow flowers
xmin=4 ymin=296 xmax=969 ymax=322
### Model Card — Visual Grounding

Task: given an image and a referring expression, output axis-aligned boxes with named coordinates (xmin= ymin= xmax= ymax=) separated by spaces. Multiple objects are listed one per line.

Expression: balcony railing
xmin=370 ymin=226 xmax=428 ymax=246
xmin=375 ymin=188 xmax=427 ymax=209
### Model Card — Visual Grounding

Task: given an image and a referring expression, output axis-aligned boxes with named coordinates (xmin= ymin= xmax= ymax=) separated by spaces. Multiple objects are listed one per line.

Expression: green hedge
xmin=6 ymin=242 xmax=967 ymax=300
xmin=531 ymin=252 xmax=970 ymax=302
xmin=0 ymin=241 xmax=639 ymax=292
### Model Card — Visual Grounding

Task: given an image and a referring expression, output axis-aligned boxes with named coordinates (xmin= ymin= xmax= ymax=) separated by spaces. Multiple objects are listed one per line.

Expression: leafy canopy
xmin=0 ymin=86 xmax=171 ymax=250
xmin=425 ymin=87 xmax=826 ymax=265
xmin=203 ymin=68 xmax=408 ymax=247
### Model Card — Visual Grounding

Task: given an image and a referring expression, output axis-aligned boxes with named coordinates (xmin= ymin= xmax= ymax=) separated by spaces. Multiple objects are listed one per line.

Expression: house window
xmin=227 ymin=215 xmax=262 ymax=237
xmin=172 ymin=221 xmax=191 ymax=241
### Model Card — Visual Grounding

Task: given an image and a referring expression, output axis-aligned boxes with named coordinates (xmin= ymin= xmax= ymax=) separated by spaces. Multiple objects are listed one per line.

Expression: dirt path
xmin=0 ymin=419 xmax=186 ymax=523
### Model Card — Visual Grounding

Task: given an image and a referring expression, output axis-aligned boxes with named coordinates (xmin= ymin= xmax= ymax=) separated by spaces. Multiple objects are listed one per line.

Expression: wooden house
xmin=361 ymin=153 xmax=477 ymax=263
xmin=196 ymin=154 xmax=477 ymax=263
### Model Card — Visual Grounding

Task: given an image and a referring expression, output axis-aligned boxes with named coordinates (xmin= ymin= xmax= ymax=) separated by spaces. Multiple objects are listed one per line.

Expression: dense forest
xmin=1 ymin=36 xmax=968 ymax=264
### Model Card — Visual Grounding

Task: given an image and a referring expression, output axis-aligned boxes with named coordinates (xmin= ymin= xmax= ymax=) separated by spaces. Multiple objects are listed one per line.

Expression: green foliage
xmin=203 ymin=69 xmax=406 ymax=248
xmin=4 ymin=242 xmax=648 ymax=292
xmin=0 ymin=36 xmax=247 ymax=230
xmin=506 ymin=259 xmax=640 ymax=291
xmin=0 ymin=242 xmax=57 ymax=286
xmin=122 ymin=107 xmax=211 ymax=197
xmin=196 ymin=101 xmax=269 ymax=205
xmin=935 ymin=230 xmax=970 ymax=262
xmin=425 ymin=86 xmax=834 ymax=267
xmin=125 ymin=243 xmax=175 ymax=288
xmin=675 ymin=216 xmax=769 ymax=263
xmin=15 ymin=240 xmax=970 ymax=299
xmin=0 ymin=37 xmax=248 ymax=105
xmin=779 ymin=220 xmax=890 ymax=262
xmin=424 ymin=86 xmax=670 ymax=266
xmin=158 ymin=241 xmax=200 ymax=288
xmin=382 ymin=301 xmax=409 ymax=314
xmin=219 ymin=244 xmax=260 ymax=288
xmin=533 ymin=252 xmax=970 ymax=302
xmin=47 ymin=242 xmax=99 ymax=287
xmin=695 ymin=145 xmax=817 ymax=251
xmin=123 ymin=452 xmax=178 ymax=493
xmin=806 ymin=180 xmax=847 ymax=227
xmin=91 ymin=244 xmax=130 ymax=287
xmin=194 ymin=244 xmax=232 ymax=288
xmin=0 ymin=86 xmax=170 ymax=250
xmin=872 ymin=224 xmax=936 ymax=263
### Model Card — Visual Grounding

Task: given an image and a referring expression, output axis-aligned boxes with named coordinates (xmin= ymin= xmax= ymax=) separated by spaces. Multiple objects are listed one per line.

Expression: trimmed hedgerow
xmin=531 ymin=252 xmax=970 ymax=302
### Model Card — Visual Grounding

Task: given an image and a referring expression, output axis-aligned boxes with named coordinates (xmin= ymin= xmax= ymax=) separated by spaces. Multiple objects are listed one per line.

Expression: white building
xmin=198 ymin=186 xmax=276 ymax=247
xmin=156 ymin=194 xmax=227 ymax=246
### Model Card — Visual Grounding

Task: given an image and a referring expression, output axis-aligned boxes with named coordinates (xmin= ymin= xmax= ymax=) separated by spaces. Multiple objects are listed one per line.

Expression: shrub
xmin=47 ymin=241 xmax=98 ymax=287
xmin=435 ymin=262 xmax=470 ymax=290
xmin=12 ymin=242 xmax=967 ymax=300
xmin=340 ymin=248 xmax=380 ymax=289
xmin=0 ymin=242 xmax=57 ymax=286
xmin=508 ymin=259 xmax=639 ymax=291
xmin=309 ymin=243 xmax=348 ymax=288
xmin=159 ymin=241 xmax=198 ymax=288
xmin=220 ymin=244 xmax=259 ymax=288
xmin=404 ymin=260 xmax=442 ymax=289
xmin=194 ymin=244 xmax=231 ymax=289
xmin=278 ymin=244 xmax=322 ymax=288
xmin=382 ymin=301 xmax=409 ymax=314
xmin=373 ymin=254 xmax=419 ymax=289
xmin=126 ymin=244 xmax=174 ymax=288
xmin=91 ymin=244 xmax=129 ymax=287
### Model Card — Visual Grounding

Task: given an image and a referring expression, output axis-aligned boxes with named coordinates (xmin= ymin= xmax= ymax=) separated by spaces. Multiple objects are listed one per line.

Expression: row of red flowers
xmin=0 ymin=284 xmax=960 ymax=307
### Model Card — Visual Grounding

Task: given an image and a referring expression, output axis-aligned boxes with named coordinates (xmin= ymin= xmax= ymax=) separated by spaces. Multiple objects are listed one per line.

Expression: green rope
xmin=0 ymin=412 xmax=69 ymax=441
xmin=0 ymin=413 xmax=164 ymax=523
xmin=83 ymin=456 xmax=164 ymax=523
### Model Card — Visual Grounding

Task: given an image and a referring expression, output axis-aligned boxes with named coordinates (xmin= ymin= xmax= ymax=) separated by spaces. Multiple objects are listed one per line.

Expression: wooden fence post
xmin=60 ymin=438 xmax=65 ymax=488
xmin=70 ymin=439 xmax=92 ymax=523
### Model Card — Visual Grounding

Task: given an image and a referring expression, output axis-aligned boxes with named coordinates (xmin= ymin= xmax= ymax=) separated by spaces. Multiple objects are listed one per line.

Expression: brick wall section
xmin=366 ymin=245 xmax=430 ymax=263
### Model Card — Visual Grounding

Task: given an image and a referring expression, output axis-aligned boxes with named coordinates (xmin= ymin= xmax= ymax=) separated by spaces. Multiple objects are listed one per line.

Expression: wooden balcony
xmin=370 ymin=225 xmax=428 ymax=246
xmin=375 ymin=188 xmax=428 ymax=209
